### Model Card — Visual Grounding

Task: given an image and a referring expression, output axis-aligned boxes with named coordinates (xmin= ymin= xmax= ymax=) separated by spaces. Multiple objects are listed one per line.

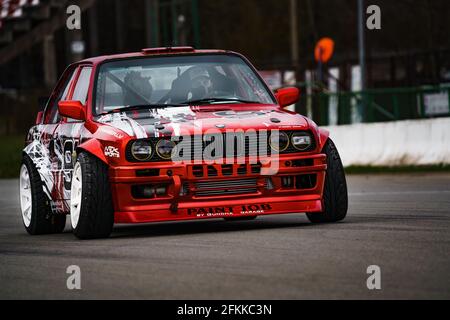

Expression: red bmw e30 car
xmin=19 ymin=47 xmax=348 ymax=239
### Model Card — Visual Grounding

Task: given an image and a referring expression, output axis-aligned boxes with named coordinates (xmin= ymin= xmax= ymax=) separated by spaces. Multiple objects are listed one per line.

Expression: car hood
xmin=95 ymin=104 xmax=309 ymax=138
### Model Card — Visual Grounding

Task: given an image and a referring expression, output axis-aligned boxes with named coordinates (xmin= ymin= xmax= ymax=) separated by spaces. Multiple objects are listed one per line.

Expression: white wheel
xmin=20 ymin=155 xmax=66 ymax=234
xmin=19 ymin=164 xmax=32 ymax=227
xmin=70 ymin=152 xmax=114 ymax=239
xmin=70 ymin=161 xmax=82 ymax=229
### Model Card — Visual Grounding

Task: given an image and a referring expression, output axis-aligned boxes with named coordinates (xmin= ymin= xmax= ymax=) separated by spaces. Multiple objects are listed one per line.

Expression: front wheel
xmin=306 ymin=138 xmax=348 ymax=223
xmin=70 ymin=152 xmax=114 ymax=239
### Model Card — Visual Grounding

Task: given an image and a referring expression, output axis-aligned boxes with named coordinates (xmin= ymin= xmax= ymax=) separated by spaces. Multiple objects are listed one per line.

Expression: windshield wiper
xmin=98 ymin=103 xmax=187 ymax=116
xmin=181 ymin=98 xmax=262 ymax=105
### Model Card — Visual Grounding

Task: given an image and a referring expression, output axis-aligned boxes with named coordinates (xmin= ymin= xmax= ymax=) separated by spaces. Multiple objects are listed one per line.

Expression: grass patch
xmin=345 ymin=164 xmax=450 ymax=174
xmin=0 ymin=135 xmax=25 ymax=178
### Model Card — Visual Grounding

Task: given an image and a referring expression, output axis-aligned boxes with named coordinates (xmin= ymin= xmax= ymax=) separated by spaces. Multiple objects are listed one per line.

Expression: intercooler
xmin=184 ymin=178 xmax=260 ymax=197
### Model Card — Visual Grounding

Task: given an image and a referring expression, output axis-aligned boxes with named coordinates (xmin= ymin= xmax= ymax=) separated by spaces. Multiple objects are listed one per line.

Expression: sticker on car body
xmin=104 ymin=146 xmax=120 ymax=158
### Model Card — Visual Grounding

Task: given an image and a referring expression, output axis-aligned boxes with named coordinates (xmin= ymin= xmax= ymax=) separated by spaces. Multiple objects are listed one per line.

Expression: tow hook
xmin=170 ymin=173 xmax=181 ymax=213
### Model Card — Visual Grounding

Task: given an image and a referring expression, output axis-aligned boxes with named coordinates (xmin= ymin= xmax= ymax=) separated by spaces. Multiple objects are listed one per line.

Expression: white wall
xmin=325 ymin=117 xmax=450 ymax=166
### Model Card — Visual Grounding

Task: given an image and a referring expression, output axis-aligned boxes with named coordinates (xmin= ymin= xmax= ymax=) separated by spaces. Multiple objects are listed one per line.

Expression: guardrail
xmin=325 ymin=117 xmax=450 ymax=167
xmin=307 ymin=85 xmax=450 ymax=126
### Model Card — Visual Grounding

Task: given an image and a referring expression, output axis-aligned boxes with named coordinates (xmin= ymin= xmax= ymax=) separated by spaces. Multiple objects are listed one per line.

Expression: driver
xmin=123 ymin=71 xmax=153 ymax=106
xmin=188 ymin=67 xmax=214 ymax=100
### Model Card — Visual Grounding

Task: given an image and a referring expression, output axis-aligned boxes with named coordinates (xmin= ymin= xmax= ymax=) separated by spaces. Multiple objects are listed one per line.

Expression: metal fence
xmin=305 ymin=85 xmax=450 ymax=126
xmin=1 ymin=85 xmax=450 ymax=137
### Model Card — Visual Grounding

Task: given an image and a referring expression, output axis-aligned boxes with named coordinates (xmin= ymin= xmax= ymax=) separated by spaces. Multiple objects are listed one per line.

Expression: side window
xmin=72 ymin=67 xmax=92 ymax=105
xmin=66 ymin=67 xmax=92 ymax=122
xmin=44 ymin=68 xmax=76 ymax=124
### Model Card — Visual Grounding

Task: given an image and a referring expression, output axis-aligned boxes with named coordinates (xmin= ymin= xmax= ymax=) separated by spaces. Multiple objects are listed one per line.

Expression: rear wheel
xmin=70 ymin=152 xmax=114 ymax=239
xmin=20 ymin=155 xmax=66 ymax=235
xmin=306 ymin=139 xmax=348 ymax=223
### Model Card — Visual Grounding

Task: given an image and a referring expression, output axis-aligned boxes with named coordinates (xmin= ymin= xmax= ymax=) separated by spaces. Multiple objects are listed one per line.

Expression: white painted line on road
xmin=349 ymin=190 xmax=450 ymax=196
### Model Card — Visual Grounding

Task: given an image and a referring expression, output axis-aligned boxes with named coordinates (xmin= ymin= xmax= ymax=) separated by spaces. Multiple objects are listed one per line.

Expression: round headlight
xmin=156 ymin=139 xmax=176 ymax=160
xmin=131 ymin=140 xmax=152 ymax=161
xmin=291 ymin=132 xmax=312 ymax=151
xmin=269 ymin=131 xmax=289 ymax=152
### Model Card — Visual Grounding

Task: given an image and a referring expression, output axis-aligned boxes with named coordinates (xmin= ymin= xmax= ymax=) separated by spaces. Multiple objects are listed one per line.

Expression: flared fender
xmin=318 ymin=128 xmax=330 ymax=152
xmin=22 ymin=140 xmax=54 ymax=200
xmin=76 ymin=139 xmax=108 ymax=164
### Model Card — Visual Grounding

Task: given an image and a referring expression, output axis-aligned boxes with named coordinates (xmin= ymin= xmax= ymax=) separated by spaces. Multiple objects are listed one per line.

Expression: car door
xmin=36 ymin=67 xmax=78 ymax=207
xmin=53 ymin=65 xmax=92 ymax=204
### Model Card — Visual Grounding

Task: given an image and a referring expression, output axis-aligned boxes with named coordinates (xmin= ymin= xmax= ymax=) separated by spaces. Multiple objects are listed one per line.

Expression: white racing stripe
xmin=98 ymin=113 xmax=148 ymax=138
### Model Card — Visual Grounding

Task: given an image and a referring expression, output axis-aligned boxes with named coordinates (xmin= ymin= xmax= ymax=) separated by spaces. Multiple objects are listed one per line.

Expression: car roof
xmin=78 ymin=47 xmax=230 ymax=65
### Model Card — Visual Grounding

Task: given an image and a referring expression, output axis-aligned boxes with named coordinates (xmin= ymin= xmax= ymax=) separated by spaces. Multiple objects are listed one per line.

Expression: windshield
xmin=93 ymin=54 xmax=275 ymax=115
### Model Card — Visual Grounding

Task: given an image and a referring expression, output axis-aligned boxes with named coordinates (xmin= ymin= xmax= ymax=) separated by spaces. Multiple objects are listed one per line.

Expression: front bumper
xmin=109 ymin=153 xmax=327 ymax=223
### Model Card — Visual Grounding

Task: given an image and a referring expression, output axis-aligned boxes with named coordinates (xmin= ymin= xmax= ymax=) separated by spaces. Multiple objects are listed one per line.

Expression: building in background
xmin=0 ymin=0 xmax=449 ymax=133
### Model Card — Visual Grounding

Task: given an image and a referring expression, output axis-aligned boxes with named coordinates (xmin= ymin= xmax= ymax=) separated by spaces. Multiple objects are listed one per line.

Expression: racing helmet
xmin=188 ymin=67 xmax=213 ymax=99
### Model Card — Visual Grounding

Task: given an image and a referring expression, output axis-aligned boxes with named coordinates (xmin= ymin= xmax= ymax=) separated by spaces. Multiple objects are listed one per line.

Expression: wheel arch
xmin=304 ymin=116 xmax=330 ymax=152
xmin=75 ymin=138 xmax=109 ymax=165
xmin=22 ymin=143 xmax=53 ymax=201
xmin=318 ymin=128 xmax=330 ymax=151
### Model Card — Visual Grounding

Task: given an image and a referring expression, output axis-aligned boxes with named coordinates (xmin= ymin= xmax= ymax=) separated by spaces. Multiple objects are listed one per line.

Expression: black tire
xmin=306 ymin=138 xmax=348 ymax=223
xmin=21 ymin=155 xmax=66 ymax=235
xmin=224 ymin=216 xmax=257 ymax=221
xmin=71 ymin=152 xmax=114 ymax=239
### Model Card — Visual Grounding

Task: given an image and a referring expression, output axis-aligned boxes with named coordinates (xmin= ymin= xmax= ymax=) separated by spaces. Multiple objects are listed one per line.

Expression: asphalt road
xmin=1 ymin=173 xmax=449 ymax=299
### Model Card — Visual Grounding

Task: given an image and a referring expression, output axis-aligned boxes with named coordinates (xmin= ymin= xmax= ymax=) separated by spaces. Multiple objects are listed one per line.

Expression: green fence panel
xmin=305 ymin=85 xmax=450 ymax=126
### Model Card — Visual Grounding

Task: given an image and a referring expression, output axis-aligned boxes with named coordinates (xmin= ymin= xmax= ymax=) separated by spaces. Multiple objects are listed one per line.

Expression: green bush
xmin=0 ymin=135 xmax=25 ymax=178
